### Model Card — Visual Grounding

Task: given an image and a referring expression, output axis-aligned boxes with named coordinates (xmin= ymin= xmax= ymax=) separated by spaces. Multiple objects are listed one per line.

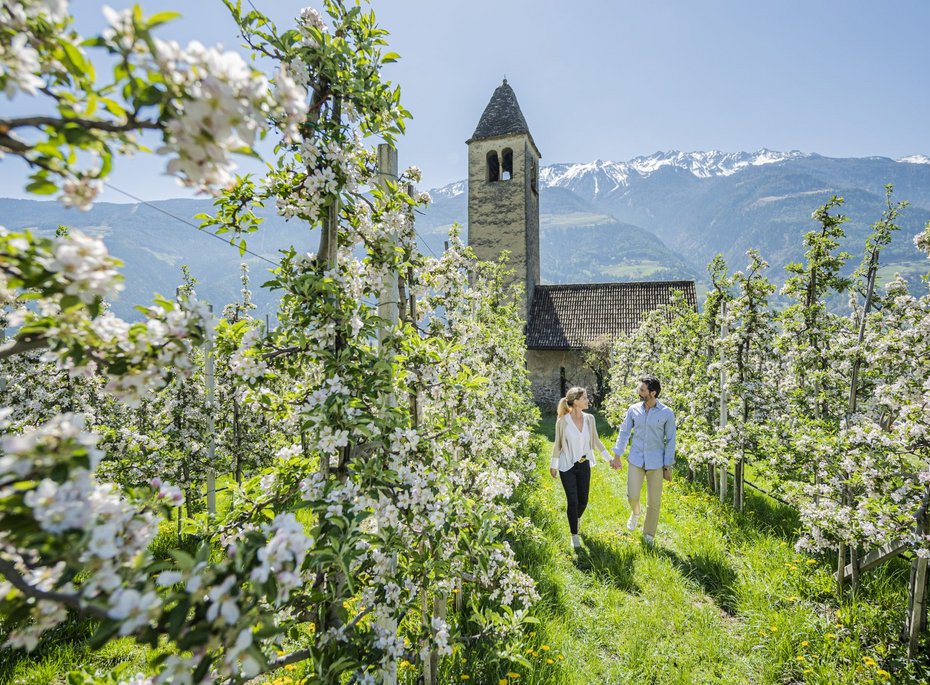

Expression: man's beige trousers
xmin=627 ymin=464 xmax=664 ymax=536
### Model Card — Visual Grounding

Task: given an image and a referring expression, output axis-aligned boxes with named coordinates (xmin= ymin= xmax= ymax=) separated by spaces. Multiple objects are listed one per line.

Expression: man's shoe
xmin=626 ymin=513 xmax=639 ymax=532
xmin=571 ymin=534 xmax=582 ymax=549
xmin=643 ymin=534 xmax=655 ymax=546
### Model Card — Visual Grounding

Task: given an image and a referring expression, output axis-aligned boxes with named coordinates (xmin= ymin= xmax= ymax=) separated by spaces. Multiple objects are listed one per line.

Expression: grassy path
xmin=509 ymin=414 xmax=920 ymax=685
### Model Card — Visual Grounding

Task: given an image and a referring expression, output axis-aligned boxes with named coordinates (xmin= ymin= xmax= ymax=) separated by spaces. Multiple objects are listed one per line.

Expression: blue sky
xmin=3 ymin=0 xmax=929 ymax=202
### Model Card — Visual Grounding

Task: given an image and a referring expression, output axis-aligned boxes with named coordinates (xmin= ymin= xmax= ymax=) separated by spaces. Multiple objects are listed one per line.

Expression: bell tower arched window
xmin=487 ymin=150 xmax=500 ymax=182
xmin=502 ymin=148 xmax=513 ymax=181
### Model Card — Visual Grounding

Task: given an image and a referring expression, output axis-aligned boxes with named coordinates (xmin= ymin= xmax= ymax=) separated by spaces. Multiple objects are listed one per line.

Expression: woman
xmin=550 ymin=387 xmax=612 ymax=548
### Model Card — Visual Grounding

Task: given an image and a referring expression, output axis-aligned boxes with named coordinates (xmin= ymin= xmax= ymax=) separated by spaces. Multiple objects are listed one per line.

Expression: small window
xmin=531 ymin=159 xmax=538 ymax=194
xmin=502 ymin=148 xmax=513 ymax=181
xmin=487 ymin=150 xmax=500 ymax=182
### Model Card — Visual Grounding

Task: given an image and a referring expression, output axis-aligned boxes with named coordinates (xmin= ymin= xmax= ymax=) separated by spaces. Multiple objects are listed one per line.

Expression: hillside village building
xmin=466 ymin=80 xmax=696 ymax=405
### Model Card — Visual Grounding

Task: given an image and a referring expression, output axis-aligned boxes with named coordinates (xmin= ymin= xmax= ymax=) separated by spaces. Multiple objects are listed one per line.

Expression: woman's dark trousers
xmin=559 ymin=459 xmax=591 ymax=535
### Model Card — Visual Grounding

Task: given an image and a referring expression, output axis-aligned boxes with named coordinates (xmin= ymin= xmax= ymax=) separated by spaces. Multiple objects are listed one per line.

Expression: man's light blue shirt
xmin=612 ymin=400 xmax=676 ymax=471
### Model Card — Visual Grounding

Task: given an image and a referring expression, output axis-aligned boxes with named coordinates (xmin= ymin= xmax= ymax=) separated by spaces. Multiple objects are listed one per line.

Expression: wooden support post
xmin=429 ymin=592 xmax=448 ymax=682
xmin=906 ymin=504 xmax=929 ymax=657
xmin=837 ymin=539 xmax=907 ymax=580
xmin=719 ymin=461 xmax=728 ymax=504
xmin=850 ymin=545 xmax=861 ymax=592
xmin=421 ymin=586 xmax=434 ymax=685
xmin=735 ymin=457 xmax=744 ymax=512
xmin=907 ymin=555 xmax=928 ymax=658
xmin=837 ymin=541 xmax=846 ymax=599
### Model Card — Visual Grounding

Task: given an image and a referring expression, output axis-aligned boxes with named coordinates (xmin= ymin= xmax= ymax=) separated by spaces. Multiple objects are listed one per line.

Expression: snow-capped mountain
xmin=539 ymin=149 xmax=809 ymax=198
xmin=430 ymin=180 xmax=466 ymax=200
xmin=898 ymin=154 xmax=930 ymax=165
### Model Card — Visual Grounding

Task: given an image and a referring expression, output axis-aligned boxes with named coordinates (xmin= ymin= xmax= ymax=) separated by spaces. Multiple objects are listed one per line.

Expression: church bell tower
xmin=466 ymin=79 xmax=541 ymax=319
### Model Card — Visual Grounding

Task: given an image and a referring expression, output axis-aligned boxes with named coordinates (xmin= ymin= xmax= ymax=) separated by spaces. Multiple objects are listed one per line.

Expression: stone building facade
xmin=466 ymin=81 xmax=696 ymax=406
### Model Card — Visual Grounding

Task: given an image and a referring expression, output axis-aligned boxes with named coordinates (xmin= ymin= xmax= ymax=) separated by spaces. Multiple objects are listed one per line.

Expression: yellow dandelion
xmin=460 ymin=676 xmax=470 ymax=681
xmin=770 ymin=625 xmax=778 ymax=633
xmin=807 ymin=559 xmax=817 ymax=565
xmin=499 ymin=680 xmax=508 ymax=685
xmin=877 ymin=669 xmax=891 ymax=681
xmin=508 ymin=673 xmax=521 ymax=680
xmin=285 ymin=664 xmax=296 ymax=672
xmin=804 ymin=669 xmax=812 ymax=674
xmin=789 ymin=564 xmax=798 ymax=571
xmin=797 ymin=655 xmax=806 ymax=662
xmin=862 ymin=656 xmax=877 ymax=668
xmin=558 ymin=654 xmax=565 ymax=660
xmin=824 ymin=632 xmax=836 ymax=640
xmin=541 ymin=645 xmax=551 ymax=651
xmin=546 ymin=658 xmax=555 ymax=665
xmin=801 ymin=641 xmax=809 ymax=647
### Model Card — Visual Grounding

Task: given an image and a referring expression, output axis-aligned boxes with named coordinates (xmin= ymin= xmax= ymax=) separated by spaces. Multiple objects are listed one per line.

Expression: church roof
xmin=526 ymin=281 xmax=697 ymax=350
xmin=468 ymin=80 xmax=539 ymax=153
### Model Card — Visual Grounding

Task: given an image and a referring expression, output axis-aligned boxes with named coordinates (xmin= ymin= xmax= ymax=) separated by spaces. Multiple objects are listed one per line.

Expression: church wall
xmin=527 ymin=349 xmax=597 ymax=409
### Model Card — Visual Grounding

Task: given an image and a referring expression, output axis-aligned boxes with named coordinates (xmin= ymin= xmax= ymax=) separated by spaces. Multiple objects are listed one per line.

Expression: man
xmin=611 ymin=375 xmax=676 ymax=544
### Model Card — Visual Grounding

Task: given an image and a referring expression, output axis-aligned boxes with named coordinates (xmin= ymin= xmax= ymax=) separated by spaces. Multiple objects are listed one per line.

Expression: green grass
xmin=457 ymin=411 xmax=930 ymax=685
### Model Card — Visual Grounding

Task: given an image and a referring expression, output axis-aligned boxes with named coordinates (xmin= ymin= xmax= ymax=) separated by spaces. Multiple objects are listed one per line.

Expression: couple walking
xmin=549 ymin=375 xmax=677 ymax=548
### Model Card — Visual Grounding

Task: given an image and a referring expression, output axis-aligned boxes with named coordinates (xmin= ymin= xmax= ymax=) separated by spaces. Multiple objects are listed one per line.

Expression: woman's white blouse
xmin=551 ymin=414 xmax=598 ymax=472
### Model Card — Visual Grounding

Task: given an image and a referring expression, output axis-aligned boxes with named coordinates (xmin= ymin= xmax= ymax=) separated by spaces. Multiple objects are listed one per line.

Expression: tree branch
xmin=0 ymin=335 xmax=49 ymax=360
xmin=0 ymin=115 xmax=162 ymax=134
xmin=0 ymin=557 xmax=109 ymax=620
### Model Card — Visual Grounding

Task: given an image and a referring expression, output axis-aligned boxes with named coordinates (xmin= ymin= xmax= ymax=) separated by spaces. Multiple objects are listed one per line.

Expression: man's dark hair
xmin=639 ymin=375 xmax=661 ymax=398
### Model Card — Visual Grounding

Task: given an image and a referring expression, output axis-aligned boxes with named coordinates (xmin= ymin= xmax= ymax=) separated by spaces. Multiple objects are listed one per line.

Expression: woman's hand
xmin=550 ymin=467 xmax=558 ymax=479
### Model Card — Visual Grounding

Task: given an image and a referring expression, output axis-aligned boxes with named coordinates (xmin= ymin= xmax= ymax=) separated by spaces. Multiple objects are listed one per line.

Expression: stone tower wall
xmin=467 ymin=135 xmax=540 ymax=319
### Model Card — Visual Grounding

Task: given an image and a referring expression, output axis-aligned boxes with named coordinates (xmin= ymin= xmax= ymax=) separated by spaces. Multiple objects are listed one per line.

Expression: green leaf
xmin=62 ymin=41 xmax=93 ymax=81
xmin=25 ymin=180 xmax=58 ymax=195
xmin=147 ymin=10 xmax=182 ymax=27
xmin=101 ymin=98 xmax=127 ymax=119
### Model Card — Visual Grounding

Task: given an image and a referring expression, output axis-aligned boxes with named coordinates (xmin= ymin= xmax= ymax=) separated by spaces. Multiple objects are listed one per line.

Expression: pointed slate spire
xmin=468 ymin=79 xmax=535 ymax=144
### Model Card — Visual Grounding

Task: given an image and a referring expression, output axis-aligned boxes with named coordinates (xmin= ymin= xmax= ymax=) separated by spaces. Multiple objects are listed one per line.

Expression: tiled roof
xmin=526 ymin=281 xmax=697 ymax=350
xmin=468 ymin=80 xmax=537 ymax=150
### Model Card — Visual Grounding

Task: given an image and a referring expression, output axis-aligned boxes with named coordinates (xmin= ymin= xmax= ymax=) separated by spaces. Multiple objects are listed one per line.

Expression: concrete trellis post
xmin=718 ymin=301 xmax=728 ymax=503
xmin=205 ymin=303 xmax=216 ymax=517
xmin=373 ymin=143 xmax=400 ymax=685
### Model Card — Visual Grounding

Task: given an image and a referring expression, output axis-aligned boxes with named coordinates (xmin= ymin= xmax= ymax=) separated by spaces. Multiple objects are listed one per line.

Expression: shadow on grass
xmin=683 ymin=473 xmax=800 ymax=543
xmin=651 ymin=546 xmax=738 ymax=615
xmin=734 ymin=489 xmax=800 ymax=541
xmin=573 ymin=535 xmax=640 ymax=594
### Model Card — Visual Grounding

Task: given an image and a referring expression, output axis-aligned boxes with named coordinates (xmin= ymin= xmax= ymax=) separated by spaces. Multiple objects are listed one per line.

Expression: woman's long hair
xmin=557 ymin=387 xmax=587 ymax=418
